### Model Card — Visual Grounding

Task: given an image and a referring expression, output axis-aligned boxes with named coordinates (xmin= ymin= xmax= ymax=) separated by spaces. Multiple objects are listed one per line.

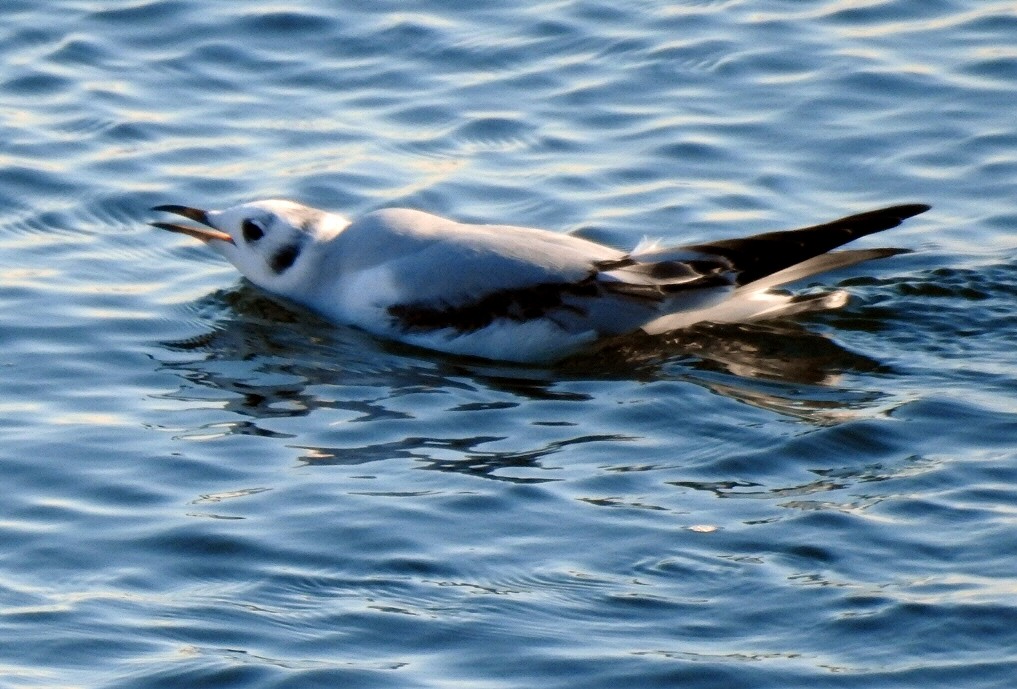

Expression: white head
xmin=152 ymin=200 xmax=349 ymax=298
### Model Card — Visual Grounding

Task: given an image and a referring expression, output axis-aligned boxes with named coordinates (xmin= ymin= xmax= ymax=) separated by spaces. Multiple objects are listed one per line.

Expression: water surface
xmin=2 ymin=2 xmax=1017 ymax=687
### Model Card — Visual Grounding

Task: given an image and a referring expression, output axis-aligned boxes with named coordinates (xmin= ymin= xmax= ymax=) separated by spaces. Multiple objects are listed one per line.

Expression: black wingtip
xmin=886 ymin=203 xmax=931 ymax=220
xmin=826 ymin=203 xmax=931 ymax=232
xmin=683 ymin=202 xmax=931 ymax=287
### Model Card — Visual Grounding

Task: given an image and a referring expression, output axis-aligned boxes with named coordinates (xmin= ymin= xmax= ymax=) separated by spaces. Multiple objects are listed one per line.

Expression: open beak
xmin=151 ymin=205 xmax=235 ymax=245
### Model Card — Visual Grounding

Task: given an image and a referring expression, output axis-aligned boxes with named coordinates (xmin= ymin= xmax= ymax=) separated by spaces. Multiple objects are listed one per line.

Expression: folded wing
xmin=336 ymin=204 xmax=929 ymax=341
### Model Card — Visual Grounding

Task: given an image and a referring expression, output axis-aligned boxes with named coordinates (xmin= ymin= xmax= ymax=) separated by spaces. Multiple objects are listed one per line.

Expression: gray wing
xmin=335 ymin=208 xmax=734 ymax=335
xmin=331 ymin=204 xmax=928 ymax=337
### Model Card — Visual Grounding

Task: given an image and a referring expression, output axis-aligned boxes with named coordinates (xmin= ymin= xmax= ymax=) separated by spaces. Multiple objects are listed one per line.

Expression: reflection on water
xmin=154 ymin=282 xmax=906 ymax=479
xmin=298 ymin=433 xmax=633 ymax=483
xmin=652 ymin=320 xmax=890 ymax=383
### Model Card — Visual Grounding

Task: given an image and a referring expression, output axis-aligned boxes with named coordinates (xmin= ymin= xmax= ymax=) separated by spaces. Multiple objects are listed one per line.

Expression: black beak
xmin=150 ymin=205 xmax=235 ymax=245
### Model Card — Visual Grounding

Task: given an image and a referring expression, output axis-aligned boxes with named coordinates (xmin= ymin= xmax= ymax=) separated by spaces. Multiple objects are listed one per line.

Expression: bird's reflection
xmin=571 ymin=321 xmax=891 ymax=424
xmin=157 ymin=286 xmax=897 ymax=480
xmin=295 ymin=433 xmax=632 ymax=483
xmin=570 ymin=320 xmax=890 ymax=385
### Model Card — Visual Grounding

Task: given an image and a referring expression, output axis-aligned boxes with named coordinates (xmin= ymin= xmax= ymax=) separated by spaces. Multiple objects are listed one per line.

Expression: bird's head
xmin=152 ymin=199 xmax=349 ymax=296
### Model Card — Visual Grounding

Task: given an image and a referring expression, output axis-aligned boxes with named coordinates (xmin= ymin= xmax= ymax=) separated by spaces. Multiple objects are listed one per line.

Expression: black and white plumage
xmin=151 ymin=200 xmax=930 ymax=363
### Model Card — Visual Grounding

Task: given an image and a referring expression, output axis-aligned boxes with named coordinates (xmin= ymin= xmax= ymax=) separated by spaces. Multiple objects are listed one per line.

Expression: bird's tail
xmin=680 ymin=203 xmax=929 ymax=286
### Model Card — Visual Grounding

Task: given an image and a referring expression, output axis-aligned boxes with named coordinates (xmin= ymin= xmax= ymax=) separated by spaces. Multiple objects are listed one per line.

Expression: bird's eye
xmin=242 ymin=219 xmax=264 ymax=242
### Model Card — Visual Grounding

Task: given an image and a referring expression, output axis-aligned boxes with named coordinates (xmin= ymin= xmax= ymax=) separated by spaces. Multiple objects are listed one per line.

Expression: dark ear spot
xmin=270 ymin=244 xmax=300 ymax=273
xmin=242 ymin=219 xmax=265 ymax=242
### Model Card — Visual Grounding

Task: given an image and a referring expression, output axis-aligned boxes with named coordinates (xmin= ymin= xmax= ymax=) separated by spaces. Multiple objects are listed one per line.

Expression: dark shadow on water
xmin=561 ymin=319 xmax=890 ymax=388
xmin=155 ymin=284 xmax=904 ymax=480
xmin=295 ymin=433 xmax=633 ymax=483
xmin=567 ymin=321 xmax=893 ymax=424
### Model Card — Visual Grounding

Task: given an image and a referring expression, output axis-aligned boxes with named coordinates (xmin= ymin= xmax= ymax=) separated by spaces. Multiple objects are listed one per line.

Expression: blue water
xmin=2 ymin=1 xmax=1017 ymax=687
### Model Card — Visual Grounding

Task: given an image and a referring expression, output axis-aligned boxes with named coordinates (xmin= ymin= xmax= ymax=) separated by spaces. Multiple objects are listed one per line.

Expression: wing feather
xmin=681 ymin=203 xmax=929 ymax=286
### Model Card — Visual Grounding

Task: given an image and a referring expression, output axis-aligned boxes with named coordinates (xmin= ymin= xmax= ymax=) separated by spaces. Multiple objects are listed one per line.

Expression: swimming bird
xmin=152 ymin=200 xmax=929 ymax=363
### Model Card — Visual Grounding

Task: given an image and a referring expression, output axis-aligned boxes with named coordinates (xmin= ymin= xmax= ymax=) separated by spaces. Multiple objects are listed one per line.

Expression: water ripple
xmin=2 ymin=1 xmax=1017 ymax=687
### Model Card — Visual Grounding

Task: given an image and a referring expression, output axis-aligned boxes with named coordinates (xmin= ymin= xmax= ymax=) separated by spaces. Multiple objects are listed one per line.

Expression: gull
xmin=152 ymin=200 xmax=929 ymax=363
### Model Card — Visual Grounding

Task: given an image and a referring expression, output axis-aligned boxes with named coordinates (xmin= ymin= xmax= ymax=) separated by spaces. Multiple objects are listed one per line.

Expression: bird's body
xmin=152 ymin=200 xmax=929 ymax=363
